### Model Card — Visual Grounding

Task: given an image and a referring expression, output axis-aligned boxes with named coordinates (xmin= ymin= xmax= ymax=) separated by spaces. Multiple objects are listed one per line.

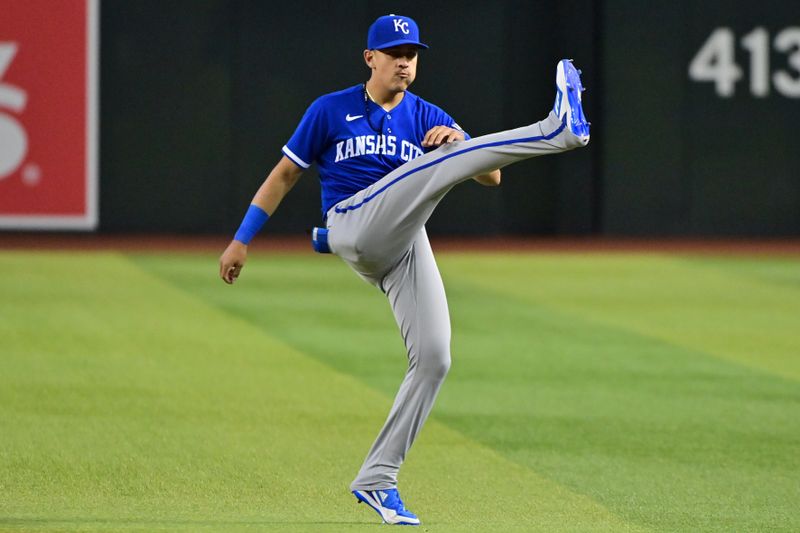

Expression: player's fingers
xmin=443 ymin=131 xmax=459 ymax=143
xmin=423 ymin=128 xmax=440 ymax=147
xmin=433 ymin=128 xmax=452 ymax=146
xmin=425 ymin=126 xmax=450 ymax=147
xmin=423 ymin=126 xmax=461 ymax=147
xmin=221 ymin=261 xmax=236 ymax=284
xmin=421 ymin=127 xmax=438 ymax=147
xmin=440 ymin=128 xmax=461 ymax=145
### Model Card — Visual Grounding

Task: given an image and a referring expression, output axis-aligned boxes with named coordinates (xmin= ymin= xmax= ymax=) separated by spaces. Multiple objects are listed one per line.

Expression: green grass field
xmin=1 ymin=248 xmax=799 ymax=531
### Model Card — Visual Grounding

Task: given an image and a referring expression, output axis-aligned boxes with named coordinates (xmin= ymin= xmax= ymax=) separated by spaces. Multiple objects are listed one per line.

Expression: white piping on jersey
xmin=282 ymin=145 xmax=310 ymax=168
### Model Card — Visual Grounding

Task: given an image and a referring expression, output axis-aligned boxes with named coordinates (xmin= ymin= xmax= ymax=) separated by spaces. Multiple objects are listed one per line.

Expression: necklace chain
xmin=365 ymin=85 xmax=376 ymax=103
xmin=363 ymin=83 xmax=383 ymax=134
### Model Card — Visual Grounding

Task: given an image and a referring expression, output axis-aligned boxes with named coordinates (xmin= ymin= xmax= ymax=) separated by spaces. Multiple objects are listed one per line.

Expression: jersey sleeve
xmin=282 ymin=97 xmax=330 ymax=169
xmin=421 ymin=101 xmax=471 ymax=141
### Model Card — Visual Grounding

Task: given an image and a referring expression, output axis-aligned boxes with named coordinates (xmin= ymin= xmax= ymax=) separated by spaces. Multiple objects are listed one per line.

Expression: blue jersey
xmin=282 ymin=84 xmax=469 ymax=214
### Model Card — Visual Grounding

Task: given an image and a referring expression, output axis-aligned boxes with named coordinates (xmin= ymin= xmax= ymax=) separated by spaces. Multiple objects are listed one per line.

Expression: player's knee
xmin=430 ymin=353 xmax=451 ymax=381
xmin=418 ymin=338 xmax=451 ymax=381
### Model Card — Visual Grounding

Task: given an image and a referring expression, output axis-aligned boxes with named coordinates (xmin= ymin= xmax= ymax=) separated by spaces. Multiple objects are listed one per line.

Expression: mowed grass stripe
xmin=0 ymin=252 xmax=643 ymax=532
xmin=438 ymin=270 xmax=800 ymax=532
xmin=441 ymin=253 xmax=800 ymax=382
xmin=685 ymin=255 xmax=800 ymax=292
xmin=132 ymin=251 xmax=800 ymax=532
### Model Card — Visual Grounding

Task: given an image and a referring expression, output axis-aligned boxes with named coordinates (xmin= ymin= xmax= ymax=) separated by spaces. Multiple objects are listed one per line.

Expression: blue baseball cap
xmin=367 ymin=14 xmax=429 ymax=50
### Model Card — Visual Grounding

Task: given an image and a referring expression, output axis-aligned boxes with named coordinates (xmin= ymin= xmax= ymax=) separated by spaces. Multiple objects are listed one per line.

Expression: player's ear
xmin=364 ymin=49 xmax=375 ymax=69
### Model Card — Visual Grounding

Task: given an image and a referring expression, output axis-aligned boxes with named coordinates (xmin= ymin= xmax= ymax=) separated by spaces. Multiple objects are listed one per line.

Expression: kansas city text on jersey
xmin=334 ymin=134 xmax=424 ymax=163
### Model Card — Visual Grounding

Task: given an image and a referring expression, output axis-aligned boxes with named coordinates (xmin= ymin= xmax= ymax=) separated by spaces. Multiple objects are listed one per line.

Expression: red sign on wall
xmin=0 ymin=0 xmax=98 ymax=230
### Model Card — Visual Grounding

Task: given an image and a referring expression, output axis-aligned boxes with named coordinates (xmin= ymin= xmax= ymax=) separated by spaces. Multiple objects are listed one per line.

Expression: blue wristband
xmin=234 ymin=204 xmax=270 ymax=244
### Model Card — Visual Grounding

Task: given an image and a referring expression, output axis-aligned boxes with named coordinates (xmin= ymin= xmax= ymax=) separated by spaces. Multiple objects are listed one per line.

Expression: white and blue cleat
xmin=553 ymin=59 xmax=590 ymax=144
xmin=353 ymin=488 xmax=420 ymax=526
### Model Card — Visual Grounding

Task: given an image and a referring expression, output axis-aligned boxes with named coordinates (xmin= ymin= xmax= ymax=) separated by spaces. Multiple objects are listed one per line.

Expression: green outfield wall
xmin=96 ymin=0 xmax=798 ymax=236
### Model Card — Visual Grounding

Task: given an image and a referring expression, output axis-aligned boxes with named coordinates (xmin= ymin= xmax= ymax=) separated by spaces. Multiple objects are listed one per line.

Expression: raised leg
xmin=328 ymin=60 xmax=589 ymax=280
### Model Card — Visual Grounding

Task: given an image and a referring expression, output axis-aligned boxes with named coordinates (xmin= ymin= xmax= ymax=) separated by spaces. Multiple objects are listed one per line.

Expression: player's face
xmin=366 ymin=45 xmax=418 ymax=93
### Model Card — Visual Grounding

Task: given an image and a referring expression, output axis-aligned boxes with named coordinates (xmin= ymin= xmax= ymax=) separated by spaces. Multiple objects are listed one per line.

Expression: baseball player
xmin=219 ymin=14 xmax=589 ymax=526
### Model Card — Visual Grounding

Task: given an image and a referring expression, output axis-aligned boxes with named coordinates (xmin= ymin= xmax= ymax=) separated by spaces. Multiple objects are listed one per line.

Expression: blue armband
xmin=234 ymin=204 xmax=270 ymax=244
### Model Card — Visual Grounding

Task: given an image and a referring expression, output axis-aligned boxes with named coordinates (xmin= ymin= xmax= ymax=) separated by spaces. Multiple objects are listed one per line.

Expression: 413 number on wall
xmin=689 ymin=27 xmax=800 ymax=98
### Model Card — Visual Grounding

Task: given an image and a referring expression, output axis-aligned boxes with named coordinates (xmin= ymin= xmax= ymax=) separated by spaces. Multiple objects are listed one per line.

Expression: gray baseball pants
xmin=325 ymin=112 xmax=586 ymax=491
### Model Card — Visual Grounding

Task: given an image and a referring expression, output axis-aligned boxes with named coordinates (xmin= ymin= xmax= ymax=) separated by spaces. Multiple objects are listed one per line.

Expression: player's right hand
xmin=219 ymin=240 xmax=248 ymax=284
xmin=421 ymin=125 xmax=465 ymax=148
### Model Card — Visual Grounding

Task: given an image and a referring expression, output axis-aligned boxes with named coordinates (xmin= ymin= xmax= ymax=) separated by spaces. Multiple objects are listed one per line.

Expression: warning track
xmin=1 ymin=232 xmax=799 ymax=256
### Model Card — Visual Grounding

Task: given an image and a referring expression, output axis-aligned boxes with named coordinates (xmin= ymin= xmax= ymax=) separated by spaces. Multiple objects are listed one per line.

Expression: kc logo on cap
xmin=393 ymin=18 xmax=410 ymax=35
xmin=367 ymin=14 xmax=429 ymax=50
